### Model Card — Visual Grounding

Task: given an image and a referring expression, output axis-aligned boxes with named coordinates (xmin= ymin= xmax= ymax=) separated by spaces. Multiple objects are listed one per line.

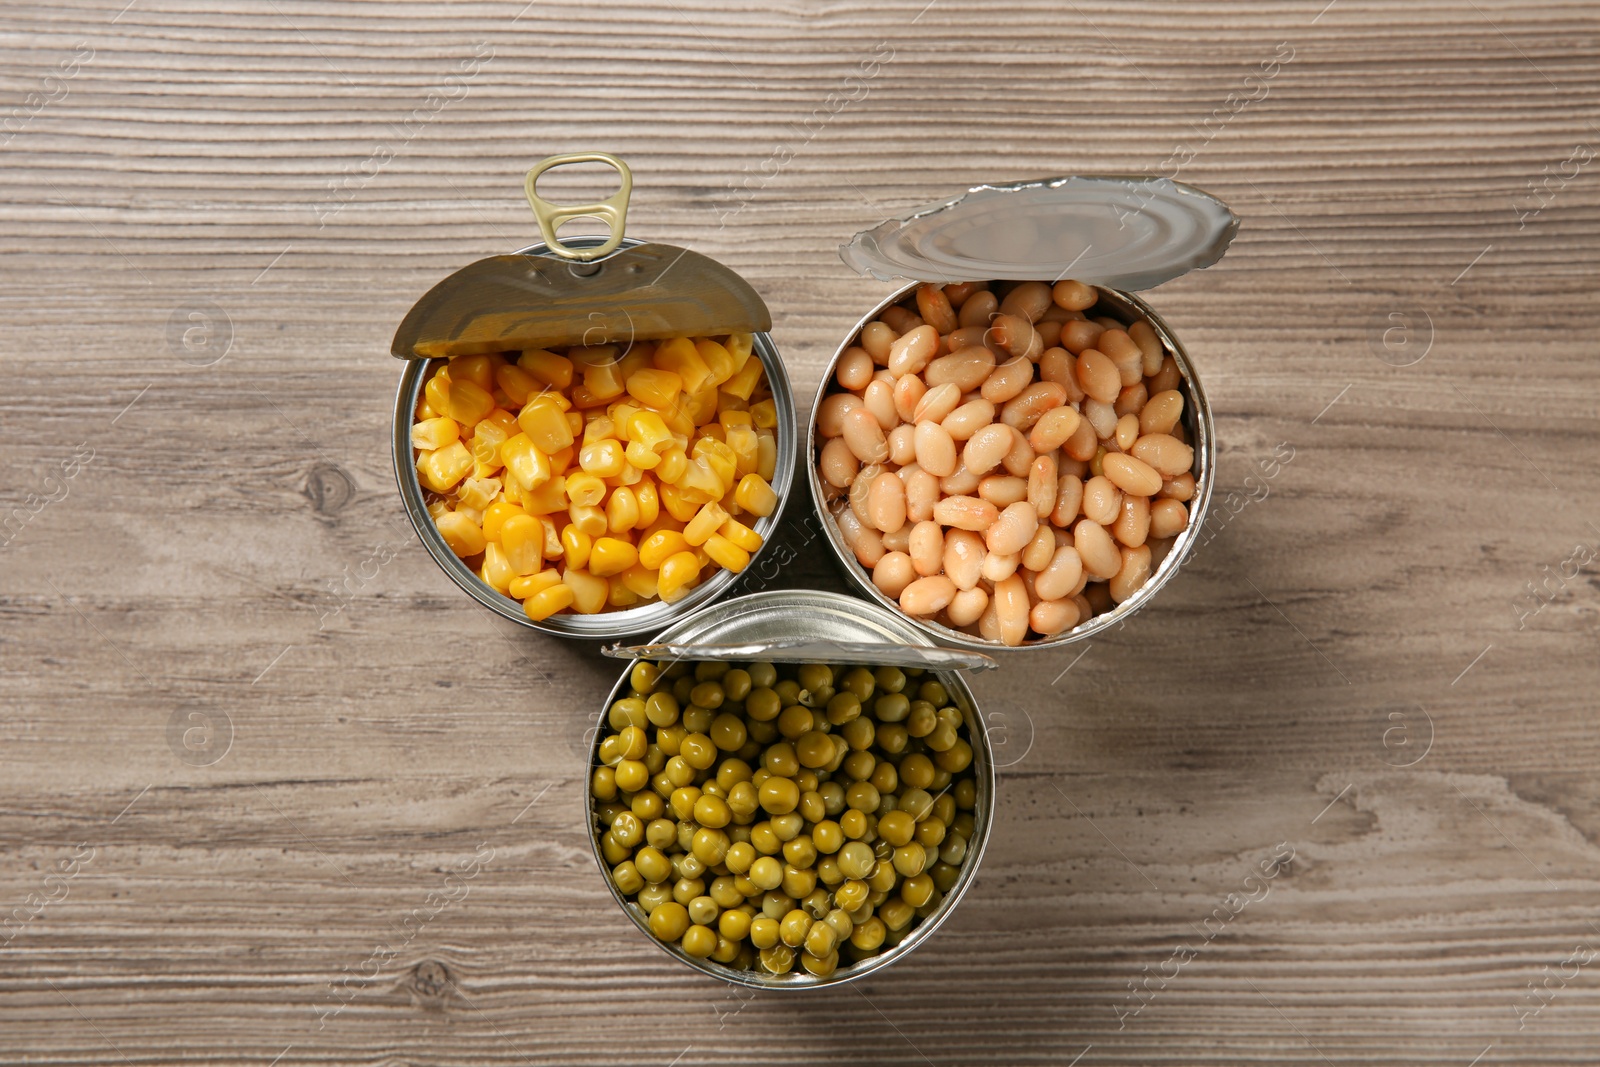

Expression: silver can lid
xmin=839 ymin=175 xmax=1238 ymax=289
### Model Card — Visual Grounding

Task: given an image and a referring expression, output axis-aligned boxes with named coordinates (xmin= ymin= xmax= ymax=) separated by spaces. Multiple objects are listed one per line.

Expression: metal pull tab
xmin=524 ymin=152 xmax=633 ymax=262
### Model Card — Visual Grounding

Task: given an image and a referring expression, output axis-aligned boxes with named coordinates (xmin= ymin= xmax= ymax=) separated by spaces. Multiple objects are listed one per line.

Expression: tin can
xmin=587 ymin=589 xmax=997 ymax=988
xmin=806 ymin=175 xmax=1235 ymax=650
xmin=391 ymin=233 xmax=798 ymax=639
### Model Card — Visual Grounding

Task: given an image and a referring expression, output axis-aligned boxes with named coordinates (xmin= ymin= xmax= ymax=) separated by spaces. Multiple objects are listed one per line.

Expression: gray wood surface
xmin=4 ymin=0 xmax=1600 ymax=1063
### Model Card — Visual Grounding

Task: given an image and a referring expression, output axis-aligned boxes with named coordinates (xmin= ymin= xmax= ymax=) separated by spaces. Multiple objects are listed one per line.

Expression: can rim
xmin=391 ymin=234 xmax=799 ymax=639
xmin=805 ymin=282 xmax=1216 ymax=652
xmin=586 ymin=588 xmax=997 ymax=989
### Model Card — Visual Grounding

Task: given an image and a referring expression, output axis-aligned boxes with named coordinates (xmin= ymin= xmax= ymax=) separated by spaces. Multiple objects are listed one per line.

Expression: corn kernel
xmin=521 ymin=474 xmax=569 ymax=516
xmin=524 ymin=582 xmax=575 ymax=621
xmin=451 ymin=354 xmax=499 ymax=391
xmin=539 ymin=516 xmax=563 ymax=559
xmin=704 ymin=534 xmax=750 ymax=573
xmin=436 ymin=511 xmax=486 ymax=557
xmin=426 ymin=498 xmax=449 ymax=521
xmin=418 ymin=442 xmax=473 ymax=492
xmin=624 ymin=440 xmax=662 ymax=470
xmin=619 ymin=342 xmax=654 ymax=380
xmin=566 ymin=471 xmax=606 ymax=508
xmin=470 ymin=419 xmax=510 ymax=467
xmin=657 ymin=551 xmax=702 ymax=604
xmin=608 ymin=581 xmax=639 ymax=608
xmin=677 ymin=457 xmax=725 ymax=502
xmin=568 ymin=503 xmax=608 ymax=539
xmin=509 ymin=569 xmax=563 ymax=599
xmin=722 ymin=357 xmax=764 ymax=401
xmin=455 ymin=503 xmax=484 ymax=528
xmin=561 ymin=524 xmax=593 ymax=570
xmin=719 ymin=410 xmax=753 ymax=430
xmin=518 ymin=395 xmax=575 ymax=453
xmin=656 ymin=447 xmax=689 ymax=485
xmin=415 ymin=396 xmax=438 ymax=421
xmin=412 ymin=417 xmax=459 ymax=451
xmin=589 ymin=536 xmax=640 ymax=578
xmin=481 ymin=542 xmax=515 ymax=593
xmin=623 ymin=409 xmax=673 ymax=453
xmin=725 ymin=425 xmax=759 ymax=477
xmin=720 ymin=518 xmax=763 ymax=553
xmin=548 ymin=444 xmax=575 ymax=475
xmin=627 ymin=368 xmax=684 ymax=411
xmin=578 ymin=354 xmax=626 ymax=402
xmin=750 ymin=398 xmax=777 ymax=429
xmin=695 ymin=339 xmax=736 ymax=386
xmin=493 ymin=363 xmax=539 ymax=407
xmin=583 ymin=414 xmax=617 ymax=447
xmin=757 ymin=432 xmax=777 ymax=481
xmin=734 ymin=473 xmax=779 ymax=517
xmin=658 ymin=481 xmax=702 ymax=523
xmin=519 ymin=349 xmax=573 ymax=389
xmin=608 ymin=486 xmax=640 ymax=534
xmin=694 ymin=438 xmax=738 ymax=488
xmin=684 ymin=501 xmax=730 ymax=547
xmin=725 ymin=332 xmax=754 ymax=371
xmin=500 ymin=434 xmax=551 ymax=492
xmin=685 ymin=381 xmax=719 ymax=425
xmin=580 ymin=439 xmax=626 ymax=478
xmin=653 ymin=337 xmax=712 ymax=393
xmin=609 ymin=400 xmax=642 ymax=430
xmin=563 ymin=568 xmax=609 ymax=614
xmin=639 ymin=530 xmax=690 ymax=570
xmin=635 ymin=477 xmax=660 ymax=528
xmin=444 ymin=378 xmax=495 ymax=427
xmin=609 ymin=462 xmax=641 ymax=487
xmin=424 ymin=366 xmax=452 ymax=414
xmin=457 ymin=476 xmax=501 ymax=512
xmin=620 ymin=563 xmax=659 ymax=599
xmin=483 ymin=500 xmax=526 ymax=541
xmin=501 ymin=515 xmax=546 ymax=575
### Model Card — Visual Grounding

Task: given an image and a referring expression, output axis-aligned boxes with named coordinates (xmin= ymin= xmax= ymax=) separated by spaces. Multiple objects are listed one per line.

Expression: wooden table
xmin=5 ymin=1 xmax=1599 ymax=1063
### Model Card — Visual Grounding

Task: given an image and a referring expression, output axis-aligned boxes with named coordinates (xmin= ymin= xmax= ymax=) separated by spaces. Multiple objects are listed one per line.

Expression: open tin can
xmin=808 ymin=176 xmax=1238 ymax=650
xmin=388 ymin=154 xmax=797 ymax=639
xmin=588 ymin=589 xmax=997 ymax=988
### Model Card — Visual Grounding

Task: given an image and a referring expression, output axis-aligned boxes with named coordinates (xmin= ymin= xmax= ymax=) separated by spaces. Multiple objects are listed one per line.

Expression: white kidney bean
xmin=1148 ymin=356 xmax=1181 ymax=394
xmin=886 ymin=423 xmax=917 ymax=466
xmin=867 ymin=471 xmax=907 ymax=533
xmin=887 ymin=324 xmax=939 ymax=377
xmin=881 ymin=522 xmax=911 ymax=553
xmin=1148 ymin=498 xmax=1188 ymax=538
xmin=997 ymin=427 xmax=1032 ymax=479
xmin=849 ymin=464 xmax=880 ymax=525
xmin=933 ymin=495 xmax=998 ymax=531
xmin=1128 ymin=319 xmax=1164 ymax=376
xmin=1028 ymin=454 xmax=1058 ymax=519
xmin=817 ymin=393 xmax=862 ymax=438
xmin=981 ymin=549 xmax=1020 ymax=583
xmin=1097 ymin=329 xmax=1144 ymax=387
xmin=962 ymin=423 xmax=1012 ymax=476
xmin=911 ymin=420 xmax=958 ymax=478
xmin=992 ymin=574 xmax=1029 ymax=646
xmin=957 ymin=289 xmax=998 ymax=329
xmin=1081 ymin=398 xmax=1117 ymax=441
xmin=1061 ymin=319 xmax=1105 ymax=355
xmin=905 ymin=469 xmax=939 ymax=522
xmin=978 ymin=474 xmax=1028 ymax=508
xmin=1074 ymin=519 xmax=1121 ymax=579
xmin=862 ymin=378 xmax=899 ymax=432
xmin=941 ymin=529 xmax=986 ymax=589
xmin=913 ymin=382 xmax=962 ymax=425
xmin=986 ymin=500 xmax=1038 ymax=556
xmin=1113 ymin=494 xmax=1150 ymax=548
xmin=900 ymin=575 xmax=956 ymax=617
xmin=836 ymin=506 xmax=885 ymax=567
xmin=1028 ymin=406 xmax=1081 ymax=453
xmin=926 ymin=348 xmax=996 ymax=392
xmin=1139 ymin=389 xmax=1184 ymax=435
xmin=1051 ymin=474 xmax=1084 ymax=527
xmin=1109 ymin=545 xmax=1152 ymax=603
xmin=942 ymin=398 xmax=997 ymax=442
xmin=1081 ymin=475 xmax=1122 ymax=526
xmin=1114 ymin=413 xmax=1140 ymax=451
xmin=1033 ymin=544 xmax=1084 ymax=601
xmin=1028 ymin=598 xmax=1079 ymax=636
xmin=946 ymin=585 xmax=989 ymax=627
xmin=836 ymin=347 xmax=874 ymax=391
xmin=1021 ymin=524 xmax=1056 ymax=572
xmin=841 ymin=406 xmax=889 ymax=464
xmin=907 ymin=520 xmax=944 ymax=577
xmin=818 ymin=437 xmax=858 ymax=488
xmin=977 ymin=597 xmax=1002 ymax=642
xmin=939 ymin=464 xmax=980 ymax=496
xmin=1052 ymin=279 xmax=1096 ymax=312
xmin=1102 ymin=453 xmax=1163 ymax=496
xmin=981 ymin=356 xmax=1034 ymax=404
xmin=915 ymin=283 xmax=958 ymax=335
xmin=881 ymin=305 xmax=924 ymax=334
xmin=1131 ymin=433 xmax=1194 ymax=478
xmin=893 ymin=373 xmax=926 ymax=424
xmin=1159 ymin=472 xmax=1195 ymax=501
xmin=873 ymin=551 xmax=915 ymax=598
xmin=861 ymin=321 xmax=897 ymax=365
xmin=1000 ymin=382 xmax=1067 ymax=432
xmin=1075 ymin=348 xmax=1121 ymax=403
xmin=1115 ymin=383 xmax=1148 ymax=418
xmin=999 ymin=281 xmax=1052 ymax=323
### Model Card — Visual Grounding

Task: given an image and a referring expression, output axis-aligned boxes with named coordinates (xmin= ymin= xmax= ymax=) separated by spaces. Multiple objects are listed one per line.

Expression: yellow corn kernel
xmin=623 ymin=409 xmax=673 ymax=453
xmin=735 ymin=473 xmax=779 ymax=517
xmin=693 ymin=545 xmax=711 ymax=569
xmin=620 ymin=340 xmax=654 ymax=375
xmin=635 ymin=477 xmax=660 ymax=528
xmin=470 ymin=419 xmax=510 ymax=467
xmin=547 ymin=444 xmax=575 ymax=475
xmin=695 ymin=339 xmax=736 ymax=386
xmin=620 ymin=563 xmax=659 ymax=599
xmin=656 ymin=447 xmax=689 ymax=486
xmin=720 ymin=518 xmax=763 ymax=553
xmin=579 ymin=439 xmax=626 ymax=478
xmin=493 ymin=364 xmax=539 ymax=407
xmin=483 ymin=501 xmax=525 ymax=541
xmin=426 ymin=498 xmax=449 ymax=521
xmin=757 ymin=432 xmax=777 ymax=481
xmin=500 ymin=434 xmax=551 ymax=492
xmin=569 ymin=384 xmax=610 ymax=410
xmin=436 ymin=511 xmax=486 ymax=557
xmin=722 ymin=357 xmax=764 ymax=401
xmin=415 ymin=395 xmax=438 ymax=421
xmin=566 ymin=471 xmax=606 ymax=508
xmin=424 ymin=366 xmax=452 ymax=413
xmin=521 ymin=475 xmax=569 ymax=516
xmin=653 ymin=337 xmax=712 ymax=393
xmin=609 ymin=462 xmax=641 ymax=487
xmin=457 ymin=476 xmax=501 ymax=512
xmin=583 ymin=414 xmax=617 ymax=447
xmin=524 ymin=582 xmax=575 ymax=621
xmin=563 ymin=568 xmax=609 ymax=614
xmin=569 ymin=503 xmax=607 ymax=539
xmin=627 ymin=368 xmax=684 ymax=411
xmin=509 ymin=569 xmax=563 ymax=600
xmin=624 ymin=440 xmax=662 ymax=470
xmin=607 ymin=581 xmax=639 ymax=608
xmin=685 ymin=381 xmax=719 ymax=426
xmin=726 ymin=333 xmax=754 ymax=372
xmin=519 ymin=349 xmax=573 ymax=389
xmin=658 ymin=481 xmax=702 ymax=523
xmin=662 ymin=403 xmax=697 ymax=440
xmin=482 ymin=407 xmax=519 ymax=434
xmin=481 ymin=542 xmax=515 ymax=594
xmin=704 ymin=534 xmax=750 ymax=573
xmin=719 ymin=409 xmax=753 ymax=430
xmin=609 ymin=400 xmax=642 ymax=432
xmin=677 ymin=457 xmax=724 ymax=502
xmin=589 ymin=536 xmax=639 ymax=578
xmin=455 ymin=503 xmax=485 ymax=528
xmin=417 ymin=442 xmax=473 ymax=493
xmin=694 ymin=438 xmax=737 ymax=488
xmin=683 ymin=501 xmax=730 ymax=547
xmin=561 ymin=524 xmax=593 ymax=570
xmin=580 ymin=358 xmax=626 ymax=402
xmin=471 ymin=460 xmax=499 ymax=481
xmin=500 ymin=515 xmax=546 ymax=575
xmin=451 ymin=354 xmax=499 ymax=391
xmin=608 ymin=486 xmax=640 ymax=534
xmin=443 ymin=378 xmax=494 ymax=427
xmin=539 ymin=516 xmax=563 ymax=559
xmin=639 ymin=529 xmax=690 ymax=570
xmin=412 ymin=417 xmax=459 ymax=451
xmin=750 ymin=398 xmax=777 ymax=429
xmin=517 ymin=394 xmax=575 ymax=453
xmin=698 ymin=423 xmax=726 ymax=444
xmin=725 ymin=425 xmax=759 ymax=477
xmin=657 ymin=551 xmax=702 ymax=604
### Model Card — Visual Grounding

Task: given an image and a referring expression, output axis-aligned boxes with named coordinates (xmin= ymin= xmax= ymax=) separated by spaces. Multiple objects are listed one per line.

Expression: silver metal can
xmin=391 ymin=235 xmax=798 ymax=640
xmin=587 ymin=589 xmax=997 ymax=988
xmin=807 ymin=282 xmax=1214 ymax=651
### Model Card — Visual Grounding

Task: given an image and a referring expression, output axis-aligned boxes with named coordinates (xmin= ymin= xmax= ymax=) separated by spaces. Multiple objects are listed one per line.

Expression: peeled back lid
xmin=840 ymin=175 xmax=1238 ymax=289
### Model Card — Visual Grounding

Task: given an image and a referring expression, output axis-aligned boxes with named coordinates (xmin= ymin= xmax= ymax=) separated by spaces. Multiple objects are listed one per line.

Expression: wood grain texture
xmin=4 ymin=0 xmax=1600 ymax=1063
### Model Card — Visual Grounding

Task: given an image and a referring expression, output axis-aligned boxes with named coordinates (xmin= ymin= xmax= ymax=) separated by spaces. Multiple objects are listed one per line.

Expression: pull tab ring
xmin=524 ymin=152 xmax=633 ymax=262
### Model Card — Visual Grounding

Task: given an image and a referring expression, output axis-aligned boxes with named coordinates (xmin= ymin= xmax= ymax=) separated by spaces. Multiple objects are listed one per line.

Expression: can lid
xmin=839 ymin=175 xmax=1238 ymax=288
xmin=603 ymin=639 xmax=996 ymax=671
